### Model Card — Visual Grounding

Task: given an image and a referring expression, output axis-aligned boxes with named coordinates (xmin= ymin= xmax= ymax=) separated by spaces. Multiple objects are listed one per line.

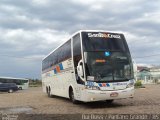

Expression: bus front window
xmin=82 ymin=32 xmax=134 ymax=82
xmin=85 ymin=51 xmax=134 ymax=82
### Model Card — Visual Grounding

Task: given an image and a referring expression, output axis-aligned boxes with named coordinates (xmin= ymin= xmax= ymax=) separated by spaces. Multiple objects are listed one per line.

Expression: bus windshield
xmin=82 ymin=32 xmax=134 ymax=82
xmin=85 ymin=51 xmax=134 ymax=82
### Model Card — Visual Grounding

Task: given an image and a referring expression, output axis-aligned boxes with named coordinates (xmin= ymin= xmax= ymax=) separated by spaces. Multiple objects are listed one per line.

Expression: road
xmin=0 ymin=85 xmax=160 ymax=120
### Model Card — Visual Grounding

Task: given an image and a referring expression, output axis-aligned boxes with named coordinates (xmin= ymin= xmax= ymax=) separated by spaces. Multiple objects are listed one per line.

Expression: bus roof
xmin=0 ymin=76 xmax=29 ymax=80
xmin=42 ymin=30 xmax=124 ymax=60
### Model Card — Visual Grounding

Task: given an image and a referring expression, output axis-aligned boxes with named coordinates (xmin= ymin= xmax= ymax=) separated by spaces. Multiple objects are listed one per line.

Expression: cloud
xmin=0 ymin=28 xmax=69 ymax=52
xmin=0 ymin=0 xmax=160 ymax=78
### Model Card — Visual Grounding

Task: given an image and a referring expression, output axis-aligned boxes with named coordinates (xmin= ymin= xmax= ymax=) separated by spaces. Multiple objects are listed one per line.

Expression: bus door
xmin=72 ymin=33 xmax=85 ymax=99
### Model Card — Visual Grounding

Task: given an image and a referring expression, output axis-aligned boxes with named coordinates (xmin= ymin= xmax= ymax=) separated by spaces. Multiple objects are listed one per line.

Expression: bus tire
xmin=47 ymin=87 xmax=51 ymax=97
xmin=47 ymin=87 xmax=54 ymax=98
xmin=46 ymin=87 xmax=48 ymax=94
xmin=19 ymin=87 xmax=22 ymax=90
xmin=69 ymin=88 xmax=78 ymax=104
xmin=106 ymin=99 xmax=114 ymax=104
xmin=8 ymin=89 xmax=13 ymax=93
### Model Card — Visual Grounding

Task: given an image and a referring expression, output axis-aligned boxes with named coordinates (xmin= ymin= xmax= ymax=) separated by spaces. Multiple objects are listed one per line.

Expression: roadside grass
xmin=134 ymin=80 xmax=145 ymax=88
xmin=29 ymin=81 xmax=42 ymax=87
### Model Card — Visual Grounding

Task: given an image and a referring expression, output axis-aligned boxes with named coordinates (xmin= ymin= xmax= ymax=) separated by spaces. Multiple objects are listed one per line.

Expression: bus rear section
xmin=42 ymin=30 xmax=135 ymax=103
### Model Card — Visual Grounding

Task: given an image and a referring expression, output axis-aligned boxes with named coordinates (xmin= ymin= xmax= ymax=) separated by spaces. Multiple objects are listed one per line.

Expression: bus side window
xmin=73 ymin=33 xmax=82 ymax=73
xmin=73 ymin=33 xmax=84 ymax=84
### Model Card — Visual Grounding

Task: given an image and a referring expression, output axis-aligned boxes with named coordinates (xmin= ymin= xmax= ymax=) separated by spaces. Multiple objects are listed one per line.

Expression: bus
xmin=42 ymin=30 xmax=134 ymax=103
xmin=0 ymin=77 xmax=29 ymax=90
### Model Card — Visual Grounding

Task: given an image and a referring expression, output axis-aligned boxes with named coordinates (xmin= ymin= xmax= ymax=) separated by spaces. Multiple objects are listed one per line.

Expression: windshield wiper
xmin=95 ymin=73 xmax=102 ymax=81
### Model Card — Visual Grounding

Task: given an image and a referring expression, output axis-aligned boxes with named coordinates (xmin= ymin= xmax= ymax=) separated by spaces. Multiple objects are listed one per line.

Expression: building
xmin=136 ymin=66 xmax=160 ymax=84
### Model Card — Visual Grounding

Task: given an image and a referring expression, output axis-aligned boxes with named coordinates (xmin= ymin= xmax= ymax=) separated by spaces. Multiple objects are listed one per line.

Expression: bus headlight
xmin=85 ymin=86 xmax=100 ymax=90
xmin=126 ymin=79 xmax=134 ymax=88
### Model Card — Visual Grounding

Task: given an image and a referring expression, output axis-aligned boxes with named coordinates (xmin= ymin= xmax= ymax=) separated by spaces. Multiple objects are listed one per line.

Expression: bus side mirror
xmin=77 ymin=61 xmax=84 ymax=77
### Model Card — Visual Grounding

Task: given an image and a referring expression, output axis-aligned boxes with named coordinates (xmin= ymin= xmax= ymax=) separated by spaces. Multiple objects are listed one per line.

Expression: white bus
xmin=0 ymin=77 xmax=29 ymax=90
xmin=42 ymin=30 xmax=134 ymax=103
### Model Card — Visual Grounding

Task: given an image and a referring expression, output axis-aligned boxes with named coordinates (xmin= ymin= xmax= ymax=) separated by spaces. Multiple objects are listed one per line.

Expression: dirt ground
xmin=0 ymin=85 xmax=160 ymax=120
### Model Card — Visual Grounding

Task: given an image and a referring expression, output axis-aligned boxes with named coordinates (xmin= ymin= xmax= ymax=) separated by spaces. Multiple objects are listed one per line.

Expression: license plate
xmin=110 ymin=92 xmax=118 ymax=97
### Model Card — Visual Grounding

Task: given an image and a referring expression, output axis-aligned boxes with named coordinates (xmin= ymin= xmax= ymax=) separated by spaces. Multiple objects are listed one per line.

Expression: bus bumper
xmin=80 ymin=87 xmax=134 ymax=102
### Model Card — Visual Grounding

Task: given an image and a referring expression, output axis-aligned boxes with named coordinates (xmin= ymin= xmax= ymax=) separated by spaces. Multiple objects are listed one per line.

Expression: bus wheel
xmin=19 ymin=87 xmax=22 ymax=90
xmin=106 ymin=100 xmax=114 ymax=104
xmin=47 ymin=87 xmax=51 ymax=97
xmin=8 ymin=89 xmax=13 ymax=93
xmin=46 ymin=87 xmax=48 ymax=94
xmin=69 ymin=89 xmax=78 ymax=104
xmin=47 ymin=87 xmax=54 ymax=98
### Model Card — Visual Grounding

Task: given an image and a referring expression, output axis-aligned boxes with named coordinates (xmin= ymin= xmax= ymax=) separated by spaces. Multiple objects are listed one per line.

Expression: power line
xmin=130 ymin=49 xmax=160 ymax=53
xmin=134 ymin=53 xmax=160 ymax=59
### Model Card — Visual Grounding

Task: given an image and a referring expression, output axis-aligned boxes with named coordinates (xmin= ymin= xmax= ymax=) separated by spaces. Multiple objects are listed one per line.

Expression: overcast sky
xmin=0 ymin=0 xmax=160 ymax=79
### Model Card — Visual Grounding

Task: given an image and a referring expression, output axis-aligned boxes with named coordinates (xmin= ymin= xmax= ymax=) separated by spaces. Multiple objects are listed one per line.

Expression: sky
xmin=0 ymin=0 xmax=160 ymax=79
